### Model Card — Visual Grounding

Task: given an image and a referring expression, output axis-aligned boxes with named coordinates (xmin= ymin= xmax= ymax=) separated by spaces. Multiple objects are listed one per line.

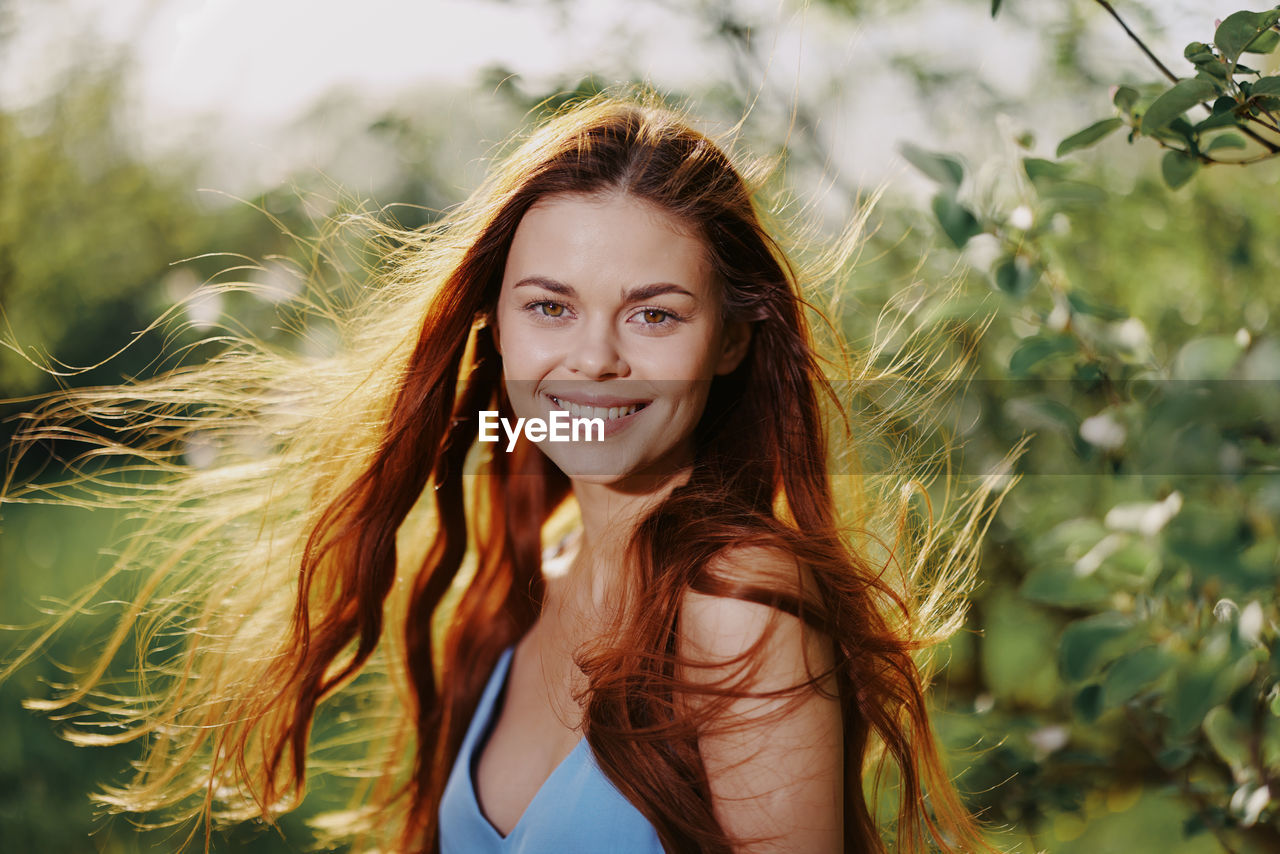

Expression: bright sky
xmin=1 ymin=0 xmax=1266 ymax=194
xmin=2 ymin=0 xmax=719 ymax=117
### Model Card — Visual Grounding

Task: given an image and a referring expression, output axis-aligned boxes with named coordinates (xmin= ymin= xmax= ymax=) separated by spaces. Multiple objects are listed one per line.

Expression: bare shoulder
xmin=679 ymin=544 xmax=829 ymax=683
xmin=677 ymin=545 xmax=843 ymax=853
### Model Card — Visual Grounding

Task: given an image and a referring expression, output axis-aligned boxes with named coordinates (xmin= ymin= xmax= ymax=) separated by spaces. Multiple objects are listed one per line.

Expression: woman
xmin=5 ymin=95 xmax=1001 ymax=853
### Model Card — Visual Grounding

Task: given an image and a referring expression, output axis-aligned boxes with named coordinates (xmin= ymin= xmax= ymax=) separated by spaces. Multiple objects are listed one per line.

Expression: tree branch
xmin=1091 ymin=1 xmax=1280 ymax=153
xmin=1238 ymin=121 xmax=1280 ymax=152
xmin=1093 ymin=0 xmax=1179 ymax=84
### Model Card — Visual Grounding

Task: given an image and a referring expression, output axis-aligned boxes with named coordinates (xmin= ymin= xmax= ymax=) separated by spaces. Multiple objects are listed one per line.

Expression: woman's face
xmin=494 ymin=191 xmax=749 ymax=485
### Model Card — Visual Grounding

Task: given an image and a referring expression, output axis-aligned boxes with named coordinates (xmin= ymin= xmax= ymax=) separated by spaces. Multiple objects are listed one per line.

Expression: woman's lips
xmin=545 ymin=393 xmax=649 ymax=437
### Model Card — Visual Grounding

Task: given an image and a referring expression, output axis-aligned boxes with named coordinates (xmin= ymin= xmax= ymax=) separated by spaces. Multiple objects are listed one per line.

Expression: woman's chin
xmin=538 ymin=445 xmax=638 ymax=483
xmin=537 ymin=443 xmax=691 ymax=489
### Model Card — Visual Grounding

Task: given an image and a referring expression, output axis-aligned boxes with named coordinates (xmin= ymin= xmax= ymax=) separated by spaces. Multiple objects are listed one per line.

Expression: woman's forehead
xmin=504 ymin=192 xmax=714 ymax=295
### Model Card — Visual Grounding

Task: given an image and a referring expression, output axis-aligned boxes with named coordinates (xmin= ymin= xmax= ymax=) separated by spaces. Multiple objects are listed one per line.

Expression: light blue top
xmin=439 ymin=646 xmax=665 ymax=854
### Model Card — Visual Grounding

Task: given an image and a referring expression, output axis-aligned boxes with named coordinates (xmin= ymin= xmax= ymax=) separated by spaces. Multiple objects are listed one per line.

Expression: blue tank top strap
xmin=438 ymin=646 xmax=665 ymax=853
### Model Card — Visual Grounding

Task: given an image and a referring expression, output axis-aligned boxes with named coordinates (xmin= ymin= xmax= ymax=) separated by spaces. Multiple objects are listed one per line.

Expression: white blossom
xmin=1009 ymin=205 xmax=1034 ymax=231
xmin=1080 ymin=411 xmax=1126 ymax=451
xmin=1105 ymin=492 xmax=1182 ymax=536
xmin=1240 ymin=601 xmax=1265 ymax=645
xmin=1028 ymin=724 xmax=1070 ymax=758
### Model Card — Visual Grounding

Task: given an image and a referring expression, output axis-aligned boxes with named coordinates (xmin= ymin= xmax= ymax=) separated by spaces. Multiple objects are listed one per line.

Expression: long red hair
xmin=270 ymin=98 xmax=990 ymax=852
xmin=5 ymin=94 xmax=1005 ymax=853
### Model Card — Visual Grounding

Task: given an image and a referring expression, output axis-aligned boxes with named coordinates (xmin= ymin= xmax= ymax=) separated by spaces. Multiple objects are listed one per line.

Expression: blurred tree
xmin=897 ymin=74 xmax=1280 ymax=854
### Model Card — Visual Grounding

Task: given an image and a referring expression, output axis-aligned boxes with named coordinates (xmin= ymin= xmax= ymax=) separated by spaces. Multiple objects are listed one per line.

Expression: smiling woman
xmin=495 ymin=192 xmax=749 ymax=481
xmin=3 ymin=93 xmax=1007 ymax=854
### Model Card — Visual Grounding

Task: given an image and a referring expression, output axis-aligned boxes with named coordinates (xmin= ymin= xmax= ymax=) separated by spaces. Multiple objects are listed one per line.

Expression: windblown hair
xmin=3 ymin=93 xmax=1010 ymax=852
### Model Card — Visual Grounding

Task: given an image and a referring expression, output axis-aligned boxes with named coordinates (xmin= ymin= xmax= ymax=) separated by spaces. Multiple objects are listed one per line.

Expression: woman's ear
xmin=715 ymin=320 xmax=751 ymax=375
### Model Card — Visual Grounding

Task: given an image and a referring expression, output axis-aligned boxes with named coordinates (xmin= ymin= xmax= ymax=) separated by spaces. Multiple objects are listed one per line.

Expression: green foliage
xmin=0 ymin=66 xmax=327 ymax=408
xmin=1056 ymin=117 xmax=1123 ymax=157
xmin=993 ymin=254 xmax=1038 ymax=297
xmin=1161 ymin=149 xmax=1199 ymax=188
xmin=1059 ymin=613 xmax=1136 ymax=683
xmin=995 ymin=1 xmax=1280 ymax=189
xmin=930 ymin=191 xmax=983 ymax=248
xmin=902 ymin=143 xmax=985 ymax=249
xmin=892 ymin=12 xmax=1280 ymax=840
xmin=1141 ymin=79 xmax=1217 ymax=135
xmin=900 ymin=142 xmax=965 ymax=186
xmin=1215 ymin=10 xmax=1280 ymax=64
xmin=898 ymin=106 xmax=1280 ymax=849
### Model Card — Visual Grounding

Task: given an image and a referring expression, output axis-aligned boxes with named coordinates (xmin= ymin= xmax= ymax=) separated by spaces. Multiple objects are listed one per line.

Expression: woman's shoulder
xmin=675 ymin=547 xmax=844 ymax=852
xmin=678 ymin=543 xmax=829 ymax=683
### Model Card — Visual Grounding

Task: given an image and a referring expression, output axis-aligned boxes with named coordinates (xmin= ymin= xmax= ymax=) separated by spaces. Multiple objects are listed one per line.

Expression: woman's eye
xmin=639 ymin=308 xmax=671 ymax=325
xmin=534 ymin=301 xmax=566 ymax=318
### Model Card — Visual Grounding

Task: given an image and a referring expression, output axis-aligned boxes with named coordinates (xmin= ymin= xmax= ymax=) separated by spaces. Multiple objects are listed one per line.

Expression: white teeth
xmin=550 ymin=397 xmax=643 ymax=421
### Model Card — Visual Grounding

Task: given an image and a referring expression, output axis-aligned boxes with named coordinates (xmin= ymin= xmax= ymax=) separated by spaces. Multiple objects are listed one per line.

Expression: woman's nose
xmin=565 ymin=320 xmax=629 ymax=379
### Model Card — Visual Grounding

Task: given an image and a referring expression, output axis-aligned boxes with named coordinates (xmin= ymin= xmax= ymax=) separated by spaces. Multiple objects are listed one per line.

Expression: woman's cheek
xmin=501 ymin=328 xmax=561 ymax=380
xmin=641 ymin=334 xmax=719 ymax=381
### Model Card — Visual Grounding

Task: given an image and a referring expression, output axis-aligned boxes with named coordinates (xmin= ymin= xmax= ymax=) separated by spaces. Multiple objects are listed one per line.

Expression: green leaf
xmin=1059 ymin=613 xmax=1135 ymax=683
xmin=1245 ymin=29 xmax=1280 ymax=54
xmin=1206 ymin=132 xmax=1248 ymax=151
xmin=1113 ymin=85 xmax=1139 ymax=113
xmin=1056 ymin=118 xmax=1124 ymax=157
xmin=1184 ymin=41 xmax=1214 ymax=60
xmin=1216 ymin=11 xmax=1266 ymax=63
xmin=1102 ymin=646 xmax=1172 ymax=708
xmin=1009 ymin=334 xmax=1075 ymax=377
xmin=1020 ymin=565 xmax=1109 ymax=608
xmin=1158 ymin=116 xmax=1197 ymax=143
xmin=1195 ymin=61 xmax=1230 ymax=80
xmin=1161 ymin=150 xmax=1200 ymax=189
xmin=1074 ymin=684 xmax=1104 ymax=723
xmin=1157 ymin=746 xmax=1193 ymax=769
xmin=993 ymin=255 xmax=1038 ymax=297
xmin=991 ymin=0 xmax=1003 ymax=18
xmin=1036 ymin=180 xmax=1107 ymax=207
xmin=1195 ymin=110 xmax=1242 ymax=132
xmin=1067 ymin=289 xmax=1126 ymax=320
xmin=901 ymin=143 xmax=964 ymax=187
xmin=1204 ymin=706 xmax=1251 ymax=771
xmin=931 ymin=191 xmax=982 ymax=248
xmin=1169 ymin=658 xmax=1253 ymax=737
xmin=1023 ymin=157 xmax=1072 ymax=181
xmin=1142 ymin=79 xmax=1217 ymax=134
xmin=1253 ymin=76 xmax=1280 ymax=97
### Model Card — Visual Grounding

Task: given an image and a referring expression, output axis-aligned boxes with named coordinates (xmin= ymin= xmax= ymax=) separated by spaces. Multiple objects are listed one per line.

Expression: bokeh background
xmin=3 ymin=0 xmax=1280 ymax=851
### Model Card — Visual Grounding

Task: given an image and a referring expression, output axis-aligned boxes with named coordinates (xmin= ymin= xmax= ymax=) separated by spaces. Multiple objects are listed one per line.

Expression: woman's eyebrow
xmin=512 ymin=278 xmax=696 ymax=303
xmin=625 ymin=283 xmax=696 ymax=303
xmin=513 ymin=275 xmax=576 ymax=297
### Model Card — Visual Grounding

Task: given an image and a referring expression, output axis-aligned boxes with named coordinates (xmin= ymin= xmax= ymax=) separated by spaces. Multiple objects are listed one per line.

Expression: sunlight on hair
xmin=2 ymin=86 xmax=1019 ymax=854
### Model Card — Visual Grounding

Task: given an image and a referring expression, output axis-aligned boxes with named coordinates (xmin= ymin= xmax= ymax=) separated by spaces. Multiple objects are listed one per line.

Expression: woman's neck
xmin=559 ymin=471 xmax=686 ymax=615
